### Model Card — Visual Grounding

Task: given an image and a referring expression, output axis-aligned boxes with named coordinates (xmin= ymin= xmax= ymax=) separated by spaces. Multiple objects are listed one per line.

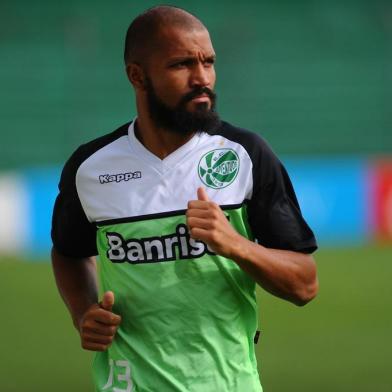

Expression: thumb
xmin=197 ymin=187 xmax=209 ymax=201
xmin=100 ymin=291 xmax=115 ymax=311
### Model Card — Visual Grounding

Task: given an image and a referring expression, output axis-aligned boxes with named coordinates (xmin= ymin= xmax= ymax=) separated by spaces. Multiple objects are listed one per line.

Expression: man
xmin=51 ymin=5 xmax=318 ymax=392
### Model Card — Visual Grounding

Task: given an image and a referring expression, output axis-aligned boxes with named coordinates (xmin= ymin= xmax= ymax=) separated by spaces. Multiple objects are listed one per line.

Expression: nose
xmin=190 ymin=62 xmax=211 ymax=89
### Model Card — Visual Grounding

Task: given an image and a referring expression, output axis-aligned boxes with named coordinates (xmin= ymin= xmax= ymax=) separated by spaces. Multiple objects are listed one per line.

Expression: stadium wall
xmin=1 ymin=158 xmax=391 ymax=259
xmin=1 ymin=0 xmax=391 ymax=171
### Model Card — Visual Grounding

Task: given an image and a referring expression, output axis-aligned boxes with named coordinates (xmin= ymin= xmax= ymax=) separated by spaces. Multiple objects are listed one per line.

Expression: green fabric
xmin=93 ymin=207 xmax=262 ymax=391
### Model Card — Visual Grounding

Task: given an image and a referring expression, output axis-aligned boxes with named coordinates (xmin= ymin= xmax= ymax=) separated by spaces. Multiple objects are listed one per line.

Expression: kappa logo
xmin=198 ymin=148 xmax=240 ymax=189
xmin=99 ymin=171 xmax=141 ymax=184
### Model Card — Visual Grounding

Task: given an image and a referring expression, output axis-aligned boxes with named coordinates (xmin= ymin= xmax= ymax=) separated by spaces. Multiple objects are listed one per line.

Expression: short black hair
xmin=124 ymin=5 xmax=205 ymax=65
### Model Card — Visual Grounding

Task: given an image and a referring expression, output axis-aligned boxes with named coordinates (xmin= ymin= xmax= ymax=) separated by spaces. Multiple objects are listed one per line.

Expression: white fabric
xmin=76 ymin=121 xmax=254 ymax=223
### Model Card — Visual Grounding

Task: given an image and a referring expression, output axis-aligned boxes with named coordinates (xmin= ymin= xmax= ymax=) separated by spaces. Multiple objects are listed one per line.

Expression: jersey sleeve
xmin=247 ymin=140 xmax=317 ymax=253
xmin=51 ymin=147 xmax=98 ymax=258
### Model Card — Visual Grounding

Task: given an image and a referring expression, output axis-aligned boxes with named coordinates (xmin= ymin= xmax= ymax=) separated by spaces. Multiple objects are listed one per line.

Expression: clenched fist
xmin=78 ymin=291 xmax=121 ymax=352
xmin=186 ymin=187 xmax=244 ymax=259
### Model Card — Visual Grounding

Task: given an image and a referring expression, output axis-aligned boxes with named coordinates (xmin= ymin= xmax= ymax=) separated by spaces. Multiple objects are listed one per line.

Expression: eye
xmin=170 ymin=60 xmax=192 ymax=69
xmin=171 ymin=62 xmax=185 ymax=68
xmin=204 ymin=58 xmax=216 ymax=67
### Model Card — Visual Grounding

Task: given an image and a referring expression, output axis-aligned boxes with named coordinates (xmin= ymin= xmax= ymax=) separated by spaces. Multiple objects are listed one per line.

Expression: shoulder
xmin=211 ymin=121 xmax=288 ymax=192
xmin=209 ymin=120 xmax=278 ymax=165
xmin=59 ymin=122 xmax=130 ymax=190
xmin=66 ymin=122 xmax=130 ymax=173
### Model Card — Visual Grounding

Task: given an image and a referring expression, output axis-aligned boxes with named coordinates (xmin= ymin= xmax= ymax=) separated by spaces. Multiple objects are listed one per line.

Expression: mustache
xmin=179 ymin=87 xmax=216 ymax=106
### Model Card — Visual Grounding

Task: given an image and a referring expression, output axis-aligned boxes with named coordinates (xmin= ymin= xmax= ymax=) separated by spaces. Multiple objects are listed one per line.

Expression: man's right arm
xmin=51 ymin=247 xmax=121 ymax=351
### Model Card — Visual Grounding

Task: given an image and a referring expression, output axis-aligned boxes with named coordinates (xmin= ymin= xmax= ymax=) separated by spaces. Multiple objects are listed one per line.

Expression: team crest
xmin=198 ymin=149 xmax=240 ymax=189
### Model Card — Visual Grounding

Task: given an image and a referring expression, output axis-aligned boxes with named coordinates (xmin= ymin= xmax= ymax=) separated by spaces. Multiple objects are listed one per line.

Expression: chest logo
xmin=198 ymin=148 xmax=239 ymax=189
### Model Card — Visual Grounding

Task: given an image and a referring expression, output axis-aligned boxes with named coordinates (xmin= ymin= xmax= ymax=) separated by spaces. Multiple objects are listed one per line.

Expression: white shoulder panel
xmin=76 ymin=127 xmax=254 ymax=223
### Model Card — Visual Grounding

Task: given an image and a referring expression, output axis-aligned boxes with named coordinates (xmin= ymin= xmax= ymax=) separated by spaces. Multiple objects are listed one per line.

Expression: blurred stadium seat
xmin=0 ymin=0 xmax=391 ymax=255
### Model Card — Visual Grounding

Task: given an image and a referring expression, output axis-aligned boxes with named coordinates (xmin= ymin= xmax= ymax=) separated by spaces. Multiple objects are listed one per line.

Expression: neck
xmin=134 ymin=113 xmax=195 ymax=160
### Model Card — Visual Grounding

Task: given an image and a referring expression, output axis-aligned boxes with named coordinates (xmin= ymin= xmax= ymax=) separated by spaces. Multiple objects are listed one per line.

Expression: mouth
xmin=189 ymin=94 xmax=210 ymax=104
xmin=180 ymin=88 xmax=215 ymax=109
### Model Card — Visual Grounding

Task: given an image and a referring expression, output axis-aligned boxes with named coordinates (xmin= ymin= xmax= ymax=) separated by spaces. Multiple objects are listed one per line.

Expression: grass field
xmin=1 ymin=246 xmax=391 ymax=391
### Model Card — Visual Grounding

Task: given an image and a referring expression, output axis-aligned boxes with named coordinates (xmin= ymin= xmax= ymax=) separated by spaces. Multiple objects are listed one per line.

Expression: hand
xmin=186 ymin=187 xmax=243 ymax=258
xmin=78 ymin=291 xmax=122 ymax=351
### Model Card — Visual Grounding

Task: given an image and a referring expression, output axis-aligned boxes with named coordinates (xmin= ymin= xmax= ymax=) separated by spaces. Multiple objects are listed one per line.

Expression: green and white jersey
xmin=52 ymin=120 xmax=317 ymax=392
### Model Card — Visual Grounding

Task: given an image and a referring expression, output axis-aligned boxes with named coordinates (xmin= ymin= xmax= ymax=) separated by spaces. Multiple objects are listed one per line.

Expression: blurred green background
xmin=1 ymin=0 xmax=391 ymax=391
xmin=1 ymin=0 xmax=391 ymax=168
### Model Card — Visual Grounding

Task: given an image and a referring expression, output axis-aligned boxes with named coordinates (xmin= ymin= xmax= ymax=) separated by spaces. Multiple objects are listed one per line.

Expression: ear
xmin=126 ymin=63 xmax=146 ymax=90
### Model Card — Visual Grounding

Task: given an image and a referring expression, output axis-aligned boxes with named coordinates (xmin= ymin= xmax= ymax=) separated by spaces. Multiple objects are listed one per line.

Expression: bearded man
xmin=51 ymin=5 xmax=318 ymax=392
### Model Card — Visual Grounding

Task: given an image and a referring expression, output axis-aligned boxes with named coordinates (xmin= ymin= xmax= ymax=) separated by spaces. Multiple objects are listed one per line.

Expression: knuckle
xmin=85 ymin=306 xmax=97 ymax=317
xmin=82 ymin=319 xmax=92 ymax=329
xmin=84 ymin=332 xmax=94 ymax=341
xmin=83 ymin=324 xmax=95 ymax=333
xmin=97 ymin=334 xmax=111 ymax=344
xmin=212 ymin=210 xmax=220 ymax=220
xmin=101 ymin=336 xmax=111 ymax=344
xmin=209 ymin=219 xmax=218 ymax=230
xmin=210 ymin=232 xmax=218 ymax=242
xmin=210 ymin=216 xmax=218 ymax=226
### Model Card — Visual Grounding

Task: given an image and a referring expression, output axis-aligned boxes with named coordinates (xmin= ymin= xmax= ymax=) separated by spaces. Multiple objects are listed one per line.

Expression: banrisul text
xmin=106 ymin=224 xmax=215 ymax=264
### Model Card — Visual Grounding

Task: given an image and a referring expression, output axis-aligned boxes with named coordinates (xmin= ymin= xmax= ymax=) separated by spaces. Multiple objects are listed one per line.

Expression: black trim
xmin=254 ymin=330 xmax=261 ymax=344
xmin=96 ymin=203 xmax=246 ymax=227
xmin=66 ymin=122 xmax=131 ymax=175
xmin=51 ymin=122 xmax=131 ymax=258
xmin=208 ymin=121 xmax=318 ymax=254
xmin=221 ymin=203 xmax=245 ymax=211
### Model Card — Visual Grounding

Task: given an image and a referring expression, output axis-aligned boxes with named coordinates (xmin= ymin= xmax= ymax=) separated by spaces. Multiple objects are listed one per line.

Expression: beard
xmin=144 ymin=77 xmax=221 ymax=135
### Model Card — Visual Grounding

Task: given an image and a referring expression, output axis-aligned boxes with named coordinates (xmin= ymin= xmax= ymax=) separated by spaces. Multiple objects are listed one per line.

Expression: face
xmin=141 ymin=26 xmax=220 ymax=134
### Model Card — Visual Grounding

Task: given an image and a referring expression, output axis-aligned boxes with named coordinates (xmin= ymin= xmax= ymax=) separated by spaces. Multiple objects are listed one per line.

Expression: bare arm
xmin=51 ymin=247 xmax=121 ymax=350
xmin=225 ymin=241 xmax=318 ymax=306
xmin=187 ymin=188 xmax=318 ymax=306
xmin=51 ymin=247 xmax=99 ymax=328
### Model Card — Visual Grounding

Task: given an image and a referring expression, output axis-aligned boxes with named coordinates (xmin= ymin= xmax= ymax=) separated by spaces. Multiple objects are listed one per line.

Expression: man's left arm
xmin=186 ymin=187 xmax=318 ymax=306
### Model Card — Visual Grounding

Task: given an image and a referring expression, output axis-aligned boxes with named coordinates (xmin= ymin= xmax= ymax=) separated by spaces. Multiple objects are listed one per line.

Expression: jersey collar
xmin=127 ymin=119 xmax=203 ymax=173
